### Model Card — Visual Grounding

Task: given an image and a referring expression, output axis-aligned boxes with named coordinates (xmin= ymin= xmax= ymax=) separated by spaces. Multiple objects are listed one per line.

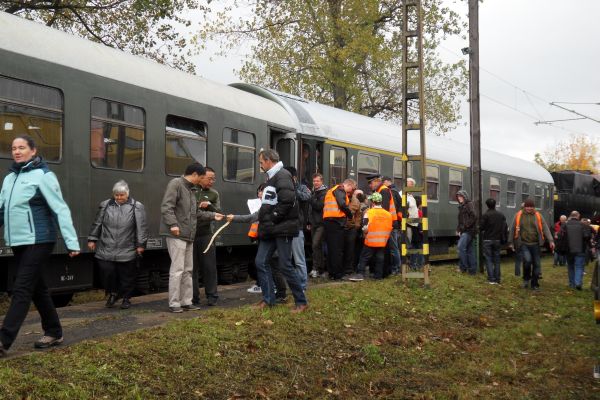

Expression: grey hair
xmin=112 ymin=180 xmax=130 ymax=195
xmin=407 ymin=177 xmax=416 ymax=185
xmin=258 ymin=148 xmax=279 ymax=163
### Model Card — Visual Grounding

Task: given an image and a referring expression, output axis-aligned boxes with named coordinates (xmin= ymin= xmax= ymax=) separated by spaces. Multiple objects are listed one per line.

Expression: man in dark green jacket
xmin=193 ymin=166 xmax=223 ymax=306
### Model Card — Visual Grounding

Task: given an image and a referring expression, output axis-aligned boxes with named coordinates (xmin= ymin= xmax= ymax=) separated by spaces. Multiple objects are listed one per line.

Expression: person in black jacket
xmin=308 ymin=173 xmax=327 ymax=277
xmin=560 ymin=211 xmax=592 ymax=290
xmin=480 ymin=198 xmax=507 ymax=284
xmin=456 ymin=190 xmax=477 ymax=274
xmin=254 ymin=149 xmax=308 ymax=313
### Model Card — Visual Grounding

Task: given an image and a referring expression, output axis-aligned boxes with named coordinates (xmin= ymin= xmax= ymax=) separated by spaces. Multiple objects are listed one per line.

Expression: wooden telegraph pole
xmin=468 ymin=0 xmax=483 ymax=272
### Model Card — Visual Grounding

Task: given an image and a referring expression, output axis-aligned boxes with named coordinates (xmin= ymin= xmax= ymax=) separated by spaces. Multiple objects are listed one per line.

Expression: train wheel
xmin=51 ymin=293 xmax=73 ymax=308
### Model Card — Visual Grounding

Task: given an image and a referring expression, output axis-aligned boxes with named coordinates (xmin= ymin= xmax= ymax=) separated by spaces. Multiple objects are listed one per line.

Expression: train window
xmin=507 ymin=179 xmax=516 ymax=207
xmin=0 ymin=76 xmax=62 ymax=162
xmin=490 ymin=176 xmax=501 ymax=206
xmin=223 ymin=128 xmax=255 ymax=183
xmin=357 ymin=152 xmax=380 ymax=191
xmin=448 ymin=169 xmax=462 ymax=203
xmin=329 ymin=146 xmax=347 ymax=186
xmin=90 ymin=98 xmax=145 ymax=171
xmin=165 ymin=115 xmax=207 ymax=176
xmin=534 ymin=184 xmax=543 ymax=209
xmin=426 ymin=164 xmax=439 ymax=201
xmin=522 ymin=182 xmax=530 ymax=203
xmin=393 ymin=158 xmax=413 ymax=189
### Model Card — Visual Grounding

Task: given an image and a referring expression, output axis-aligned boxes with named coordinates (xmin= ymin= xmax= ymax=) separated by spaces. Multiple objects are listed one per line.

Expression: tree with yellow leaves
xmin=534 ymin=133 xmax=599 ymax=173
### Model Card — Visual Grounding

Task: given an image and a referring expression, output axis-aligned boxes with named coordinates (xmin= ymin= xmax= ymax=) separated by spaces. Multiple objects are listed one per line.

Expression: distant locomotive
xmin=0 ymin=12 xmax=555 ymax=305
xmin=552 ymin=170 xmax=600 ymax=220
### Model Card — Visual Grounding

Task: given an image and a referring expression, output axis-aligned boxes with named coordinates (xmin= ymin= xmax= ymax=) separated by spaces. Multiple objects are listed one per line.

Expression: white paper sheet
xmin=247 ymin=198 xmax=262 ymax=214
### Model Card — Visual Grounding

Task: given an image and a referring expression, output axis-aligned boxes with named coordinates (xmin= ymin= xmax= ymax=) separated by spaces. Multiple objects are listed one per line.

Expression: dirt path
xmin=2 ymin=282 xmax=273 ymax=359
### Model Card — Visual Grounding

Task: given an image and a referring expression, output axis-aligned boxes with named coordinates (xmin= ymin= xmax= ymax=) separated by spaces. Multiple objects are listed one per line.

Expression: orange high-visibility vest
xmin=248 ymin=222 xmax=259 ymax=239
xmin=377 ymin=185 xmax=398 ymax=222
xmin=323 ymin=185 xmax=349 ymax=219
xmin=364 ymin=208 xmax=393 ymax=247
xmin=514 ymin=210 xmax=544 ymax=241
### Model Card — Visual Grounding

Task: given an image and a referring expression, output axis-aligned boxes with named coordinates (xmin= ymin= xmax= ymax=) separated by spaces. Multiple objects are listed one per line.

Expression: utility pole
xmin=468 ymin=0 xmax=482 ymax=272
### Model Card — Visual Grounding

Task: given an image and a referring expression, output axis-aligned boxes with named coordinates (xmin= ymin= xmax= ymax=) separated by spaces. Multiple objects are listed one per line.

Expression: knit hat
xmin=368 ymin=192 xmax=383 ymax=203
xmin=523 ymin=198 xmax=535 ymax=208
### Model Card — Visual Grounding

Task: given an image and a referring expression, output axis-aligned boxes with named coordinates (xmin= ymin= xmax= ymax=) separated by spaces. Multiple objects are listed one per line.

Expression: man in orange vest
xmin=367 ymin=174 xmax=400 ymax=277
xmin=509 ymin=198 xmax=554 ymax=290
xmin=323 ymin=179 xmax=356 ymax=280
xmin=349 ymin=192 xmax=393 ymax=281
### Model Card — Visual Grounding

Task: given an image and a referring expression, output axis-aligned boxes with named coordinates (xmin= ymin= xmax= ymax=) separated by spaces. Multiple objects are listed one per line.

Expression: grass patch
xmin=1 ymin=258 xmax=599 ymax=399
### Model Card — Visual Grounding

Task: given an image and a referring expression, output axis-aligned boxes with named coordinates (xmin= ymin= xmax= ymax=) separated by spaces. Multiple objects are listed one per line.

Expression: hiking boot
xmin=120 ymin=298 xmax=131 ymax=309
xmin=34 ymin=335 xmax=63 ymax=349
xmin=246 ymin=284 xmax=262 ymax=294
xmin=105 ymin=293 xmax=118 ymax=308
xmin=348 ymin=273 xmax=364 ymax=282
xmin=182 ymin=304 xmax=201 ymax=311
xmin=207 ymin=297 xmax=218 ymax=307
xmin=291 ymin=304 xmax=309 ymax=314
xmin=169 ymin=306 xmax=183 ymax=313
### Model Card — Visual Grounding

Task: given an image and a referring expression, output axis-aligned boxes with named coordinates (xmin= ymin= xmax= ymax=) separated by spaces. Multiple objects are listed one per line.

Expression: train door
xmin=298 ymin=137 xmax=324 ymax=187
xmin=270 ymin=129 xmax=296 ymax=168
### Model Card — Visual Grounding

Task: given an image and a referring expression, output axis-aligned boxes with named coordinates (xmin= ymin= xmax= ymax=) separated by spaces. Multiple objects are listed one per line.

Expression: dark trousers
xmin=324 ymin=220 xmax=345 ymax=280
xmin=192 ymin=234 xmax=219 ymax=304
xmin=343 ymin=228 xmax=358 ymax=275
xmin=483 ymin=240 xmax=502 ymax=283
xmin=311 ymin=225 xmax=325 ymax=273
xmin=521 ymin=243 xmax=541 ymax=288
xmin=96 ymin=259 xmax=137 ymax=299
xmin=254 ymin=237 xmax=307 ymax=306
xmin=0 ymin=243 xmax=61 ymax=350
xmin=357 ymin=246 xmax=386 ymax=279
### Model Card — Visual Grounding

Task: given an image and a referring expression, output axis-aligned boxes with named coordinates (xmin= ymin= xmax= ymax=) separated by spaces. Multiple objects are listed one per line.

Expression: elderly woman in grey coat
xmin=88 ymin=180 xmax=148 ymax=309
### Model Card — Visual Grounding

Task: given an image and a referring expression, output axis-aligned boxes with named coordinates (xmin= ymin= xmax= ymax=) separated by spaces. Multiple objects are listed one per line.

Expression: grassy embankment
xmin=1 ymin=259 xmax=599 ymax=399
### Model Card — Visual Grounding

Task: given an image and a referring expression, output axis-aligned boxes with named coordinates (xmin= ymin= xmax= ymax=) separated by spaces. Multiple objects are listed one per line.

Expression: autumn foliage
xmin=534 ymin=133 xmax=599 ymax=174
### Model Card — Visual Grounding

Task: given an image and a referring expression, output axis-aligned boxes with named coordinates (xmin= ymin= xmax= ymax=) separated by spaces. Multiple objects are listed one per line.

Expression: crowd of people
xmin=0 ymin=140 xmax=598 ymax=358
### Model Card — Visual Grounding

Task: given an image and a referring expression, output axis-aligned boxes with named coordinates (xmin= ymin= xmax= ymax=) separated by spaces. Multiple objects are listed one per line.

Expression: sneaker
xmin=348 ymin=273 xmax=364 ymax=282
xmin=207 ymin=297 xmax=218 ymax=307
xmin=531 ymin=286 xmax=540 ymax=291
xmin=120 ymin=298 xmax=131 ymax=309
xmin=309 ymin=270 xmax=319 ymax=278
xmin=169 ymin=306 xmax=183 ymax=313
xmin=105 ymin=293 xmax=117 ymax=308
xmin=291 ymin=304 xmax=308 ymax=314
xmin=488 ymin=281 xmax=497 ymax=285
xmin=246 ymin=284 xmax=262 ymax=294
xmin=182 ymin=304 xmax=201 ymax=311
xmin=34 ymin=335 xmax=63 ymax=349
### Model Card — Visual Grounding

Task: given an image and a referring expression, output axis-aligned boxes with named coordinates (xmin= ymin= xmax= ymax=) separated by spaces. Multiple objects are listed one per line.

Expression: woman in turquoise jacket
xmin=0 ymin=135 xmax=80 ymax=357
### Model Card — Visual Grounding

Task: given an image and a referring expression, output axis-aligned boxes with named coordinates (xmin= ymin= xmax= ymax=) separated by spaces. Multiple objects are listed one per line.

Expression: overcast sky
xmin=191 ymin=0 xmax=600 ymax=162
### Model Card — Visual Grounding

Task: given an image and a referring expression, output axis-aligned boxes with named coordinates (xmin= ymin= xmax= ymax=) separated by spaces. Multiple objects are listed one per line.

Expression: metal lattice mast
xmin=401 ymin=0 xmax=429 ymax=286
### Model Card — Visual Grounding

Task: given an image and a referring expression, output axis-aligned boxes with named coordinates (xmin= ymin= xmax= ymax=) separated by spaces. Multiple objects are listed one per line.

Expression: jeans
xmin=514 ymin=249 xmax=522 ymax=276
xmin=483 ymin=240 xmax=501 ymax=283
xmin=458 ymin=232 xmax=477 ymax=274
xmin=255 ymin=237 xmax=307 ymax=306
xmin=388 ymin=228 xmax=401 ymax=274
xmin=0 ymin=243 xmax=61 ymax=350
xmin=192 ymin=234 xmax=219 ymax=305
xmin=324 ymin=220 xmax=345 ymax=279
xmin=166 ymin=237 xmax=194 ymax=308
xmin=521 ymin=243 xmax=541 ymax=288
xmin=554 ymin=252 xmax=566 ymax=266
xmin=96 ymin=259 xmax=137 ymax=299
xmin=292 ymin=230 xmax=307 ymax=290
xmin=311 ymin=225 xmax=325 ymax=274
xmin=567 ymin=253 xmax=586 ymax=288
xmin=357 ymin=246 xmax=386 ymax=279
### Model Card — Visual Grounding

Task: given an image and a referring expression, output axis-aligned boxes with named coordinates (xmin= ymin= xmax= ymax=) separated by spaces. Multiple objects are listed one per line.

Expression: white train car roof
xmin=232 ymin=84 xmax=553 ymax=184
xmin=0 ymin=12 xmax=294 ymax=128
